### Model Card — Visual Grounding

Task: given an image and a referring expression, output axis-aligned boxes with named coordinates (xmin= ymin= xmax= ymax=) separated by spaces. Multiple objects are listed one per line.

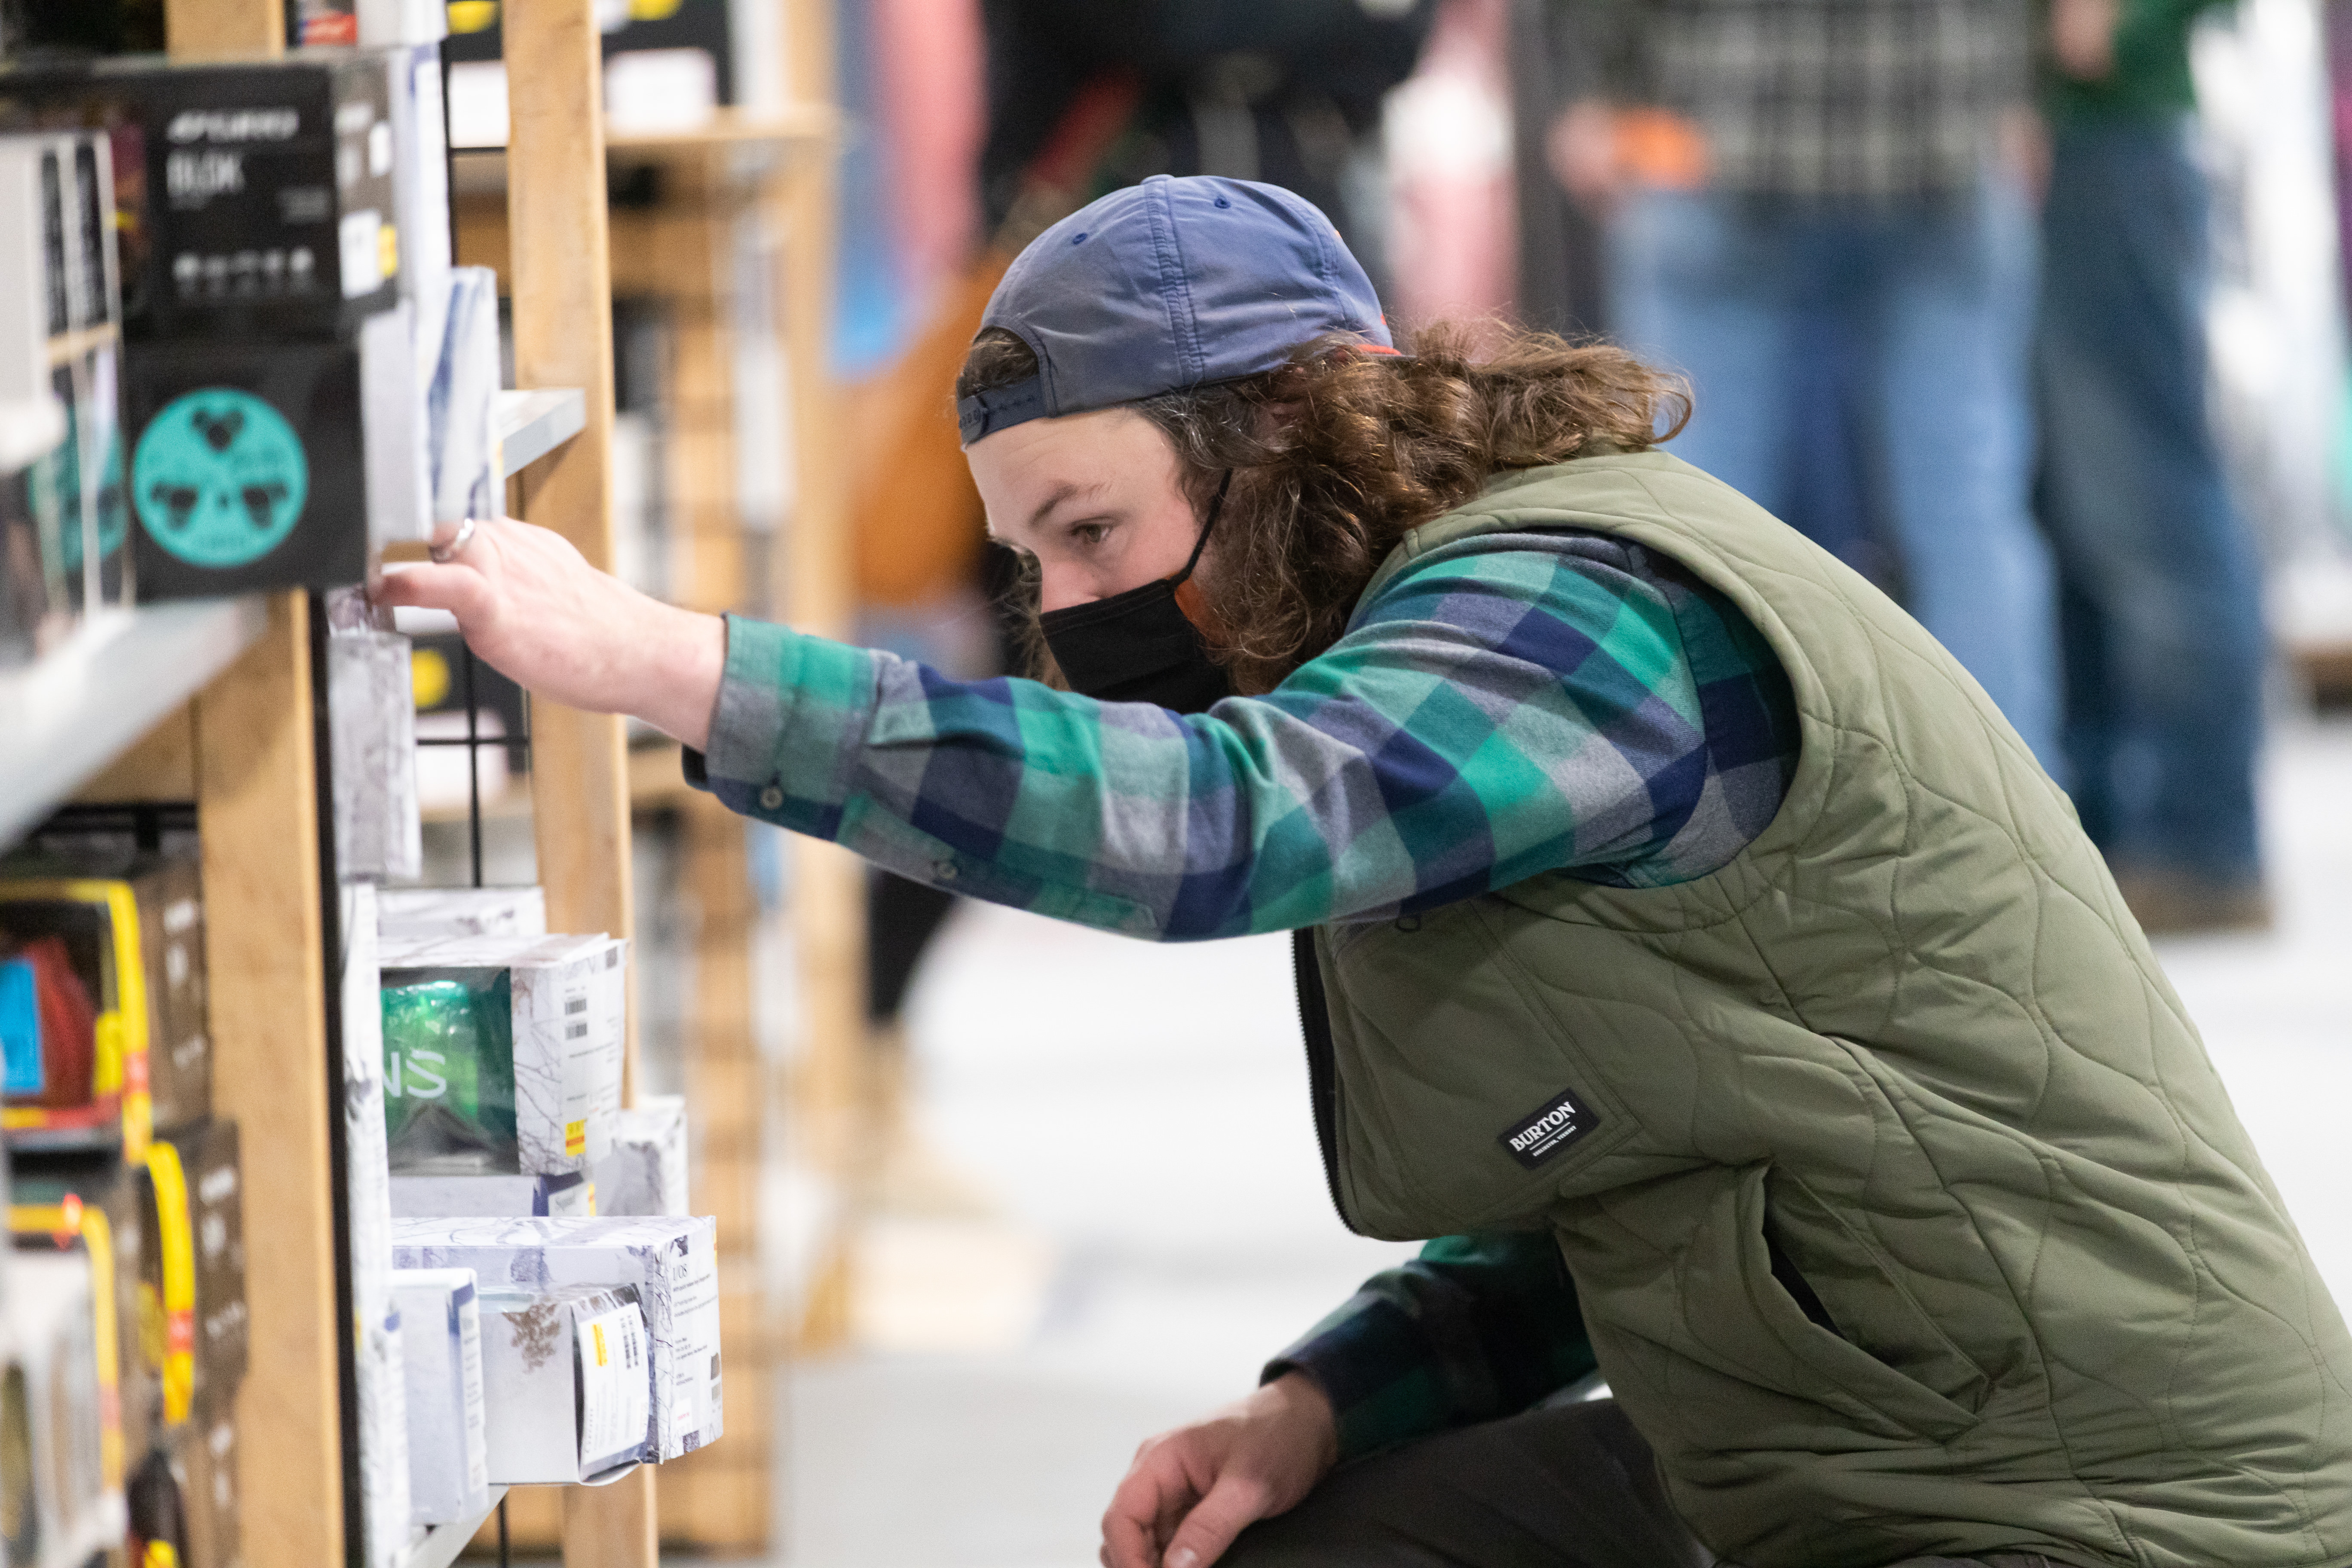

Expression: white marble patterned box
xmin=389 ymin=1215 xmax=722 ymax=1461
xmin=379 ymin=932 xmax=627 ymax=1173
xmin=390 ymin=1171 xmax=593 ymax=1219
xmin=594 ymin=1096 xmax=689 ymax=1217
xmin=393 ymin=1268 xmax=491 ymax=1523
xmin=376 ymin=886 xmax=547 ymax=940
xmin=473 ymin=1285 xmax=650 ymax=1484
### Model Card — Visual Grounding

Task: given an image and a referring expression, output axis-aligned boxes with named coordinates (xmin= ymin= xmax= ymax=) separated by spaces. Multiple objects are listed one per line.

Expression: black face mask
xmin=1038 ymin=472 xmax=1233 ymax=714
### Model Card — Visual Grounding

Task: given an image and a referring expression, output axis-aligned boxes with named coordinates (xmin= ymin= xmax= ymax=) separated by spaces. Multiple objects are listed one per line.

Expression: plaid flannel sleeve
xmin=1262 ymin=1232 xmax=1600 ymax=1461
xmin=693 ymin=535 xmax=1791 ymax=939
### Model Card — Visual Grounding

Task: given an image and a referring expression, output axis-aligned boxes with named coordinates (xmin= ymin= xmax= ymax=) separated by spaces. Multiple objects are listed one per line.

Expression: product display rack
xmin=445 ymin=0 xmax=854 ymax=1551
xmin=0 ymin=2 xmax=846 ymax=1565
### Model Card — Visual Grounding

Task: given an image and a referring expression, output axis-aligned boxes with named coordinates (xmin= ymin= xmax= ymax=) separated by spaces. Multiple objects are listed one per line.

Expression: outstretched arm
xmin=375 ymin=516 xmax=728 ymax=750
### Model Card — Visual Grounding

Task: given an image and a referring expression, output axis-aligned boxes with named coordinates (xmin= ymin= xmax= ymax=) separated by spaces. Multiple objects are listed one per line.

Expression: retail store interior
xmin=5 ymin=0 xmax=2352 ymax=1565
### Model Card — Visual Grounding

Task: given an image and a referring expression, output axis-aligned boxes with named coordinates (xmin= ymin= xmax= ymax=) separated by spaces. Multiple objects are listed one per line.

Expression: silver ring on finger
xmin=430 ymin=515 xmax=480 ymax=564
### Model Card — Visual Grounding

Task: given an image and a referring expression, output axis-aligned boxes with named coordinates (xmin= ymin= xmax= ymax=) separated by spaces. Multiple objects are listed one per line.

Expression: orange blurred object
xmin=1616 ymin=108 xmax=1711 ymax=192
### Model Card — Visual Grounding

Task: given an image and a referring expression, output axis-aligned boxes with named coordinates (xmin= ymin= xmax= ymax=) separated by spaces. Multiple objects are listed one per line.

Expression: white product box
xmin=379 ymin=933 xmax=627 ymax=1175
xmin=329 ymin=631 xmax=424 ymax=882
xmin=341 ymin=882 xmax=415 ymax=1568
xmin=595 ymin=1096 xmax=689 ymax=1218
xmin=392 ymin=1268 xmax=490 ymax=1524
xmin=9 ymin=1251 xmax=126 ymax=1568
xmin=429 ymin=266 xmax=501 ymax=525
xmin=391 ymin=1216 xmax=721 ymax=1461
xmin=475 ymin=1286 xmax=649 ymax=1484
xmin=377 ymin=886 xmax=547 ymax=940
xmin=390 ymin=1170 xmax=593 ymax=1219
xmin=361 ymin=295 xmax=431 ymax=545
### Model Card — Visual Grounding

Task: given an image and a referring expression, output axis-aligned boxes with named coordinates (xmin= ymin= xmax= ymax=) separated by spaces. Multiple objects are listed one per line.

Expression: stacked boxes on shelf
xmin=371 ymin=886 xmax=721 ymax=1526
xmin=1 ymin=826 xmax=245 ymax=1568
xmin=0 ymin=44 xmax=501 ymax=605
xmin=0 ymin=125 xmax=125 ymax=664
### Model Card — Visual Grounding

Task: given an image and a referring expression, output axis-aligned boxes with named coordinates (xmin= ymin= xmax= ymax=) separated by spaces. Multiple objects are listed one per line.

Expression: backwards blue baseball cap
xmin=956 ymin=174 xmax=1392 ymax=445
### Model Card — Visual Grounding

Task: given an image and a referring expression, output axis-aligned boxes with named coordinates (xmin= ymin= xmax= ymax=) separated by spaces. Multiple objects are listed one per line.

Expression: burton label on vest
xmin=1498 ymin=1085 xmax=1600 ymax=1169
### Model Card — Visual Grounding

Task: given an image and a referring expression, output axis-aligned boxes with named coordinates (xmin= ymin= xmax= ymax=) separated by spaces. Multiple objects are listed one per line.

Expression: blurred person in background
xmin=1544 ymin=0 xmax=2061 ymax=769
xmin=2036 ymin=0 xmax=2270 ymax=933
xmin=852 ymin=0 xmax=1431 ymax=1209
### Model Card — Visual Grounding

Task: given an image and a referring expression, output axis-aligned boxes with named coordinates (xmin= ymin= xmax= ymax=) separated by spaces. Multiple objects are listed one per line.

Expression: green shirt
xmin=2046 ymin=0 xmax=2233 ymax=121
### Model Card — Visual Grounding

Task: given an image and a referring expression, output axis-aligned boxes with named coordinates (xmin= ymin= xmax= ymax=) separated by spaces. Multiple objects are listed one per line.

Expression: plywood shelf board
xmin=0 ymin=597 xmax=270 ymax=849
xmin=0 ymin=394 xmax=65 ymax=474
xmin=495 ymin=388 xmax=587 ymax=478
xmin=403 ymin=1488 xmax=508 ymax=1568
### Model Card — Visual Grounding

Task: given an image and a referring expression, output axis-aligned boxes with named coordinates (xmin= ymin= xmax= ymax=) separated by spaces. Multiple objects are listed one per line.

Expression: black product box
xmin=0 ymin=51 xmax=401 ymax=341
xmin=167 ymin=1404 xmax=239 ymax=1568
xmin=12 ymin=1152 xmax=159 ymax=1467
xmin=122 ymin=331 xmax=368 ymax=598
xmin=146 ymin=1117 xmax=245 ymax=1425
xmin=138 ymin=856 xmax=210 ymax=1136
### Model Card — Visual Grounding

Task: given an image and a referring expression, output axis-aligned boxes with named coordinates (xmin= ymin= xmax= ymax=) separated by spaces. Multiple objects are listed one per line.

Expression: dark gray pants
xmin=1221 ymin=1397 xmax=2061 ymax=1568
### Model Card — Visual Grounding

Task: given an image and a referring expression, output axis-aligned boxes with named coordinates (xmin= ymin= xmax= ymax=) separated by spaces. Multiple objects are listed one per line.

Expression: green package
xmin=381 ymin=972 xmax=519 ymax=1173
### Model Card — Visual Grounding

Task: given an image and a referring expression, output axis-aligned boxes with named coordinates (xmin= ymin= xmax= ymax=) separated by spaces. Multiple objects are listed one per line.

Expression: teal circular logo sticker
xmin=132 ymin=389 xmax=308 ymax=568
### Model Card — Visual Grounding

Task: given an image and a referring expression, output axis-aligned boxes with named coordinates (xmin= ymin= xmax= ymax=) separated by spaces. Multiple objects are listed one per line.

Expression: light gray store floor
xmin=774 ymin=710 xmax=2352 ymax=1568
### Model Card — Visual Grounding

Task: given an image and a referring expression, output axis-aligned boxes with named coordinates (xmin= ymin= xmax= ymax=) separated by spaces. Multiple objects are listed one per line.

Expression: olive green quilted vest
xmin=1311 ymin=453 xmax=2352 ymax=1568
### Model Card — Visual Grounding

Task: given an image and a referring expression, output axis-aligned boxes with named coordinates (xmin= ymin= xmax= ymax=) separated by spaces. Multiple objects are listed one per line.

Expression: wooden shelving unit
xmin=2 ymin=0 xmax=854 ymax=1564
xmin=446 ymin=0 xmax=854 ymax=1552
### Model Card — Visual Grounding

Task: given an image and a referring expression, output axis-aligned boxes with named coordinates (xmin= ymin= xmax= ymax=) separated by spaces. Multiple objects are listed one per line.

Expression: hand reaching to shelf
xmin=376 ymin=517 xmax=728 ymax=752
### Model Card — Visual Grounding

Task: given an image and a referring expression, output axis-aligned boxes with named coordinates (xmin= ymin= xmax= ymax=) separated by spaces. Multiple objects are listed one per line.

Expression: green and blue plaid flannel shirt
xmin=699 ymin=524 xmax=1799 ymax=1454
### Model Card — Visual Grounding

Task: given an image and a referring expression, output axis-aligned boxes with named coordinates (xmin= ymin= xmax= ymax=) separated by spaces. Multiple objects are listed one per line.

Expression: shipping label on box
xmin=380 ymin=934 xmax=625 ymax=1176
xmin=392 ymin=1215 xmax=720 ymax=1460
xmin=392 ymin=1267 xmax=488 ymax=1525
xmin=475 ymin=1285 xmax=649 ymax=1483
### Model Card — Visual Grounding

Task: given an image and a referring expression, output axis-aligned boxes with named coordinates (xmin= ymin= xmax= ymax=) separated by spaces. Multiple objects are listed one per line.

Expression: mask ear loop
xmin=1169 ymin=469 xmax=1234 ymax=587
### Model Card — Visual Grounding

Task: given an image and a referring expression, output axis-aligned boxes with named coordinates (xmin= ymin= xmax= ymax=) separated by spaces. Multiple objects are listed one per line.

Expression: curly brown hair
xmin=958 ymin=323 xmax=1690 ymax=695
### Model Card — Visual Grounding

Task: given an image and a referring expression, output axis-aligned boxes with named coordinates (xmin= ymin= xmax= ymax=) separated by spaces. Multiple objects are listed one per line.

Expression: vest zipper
xmin=1292 ymin=928 xmax=1360 ymax=1233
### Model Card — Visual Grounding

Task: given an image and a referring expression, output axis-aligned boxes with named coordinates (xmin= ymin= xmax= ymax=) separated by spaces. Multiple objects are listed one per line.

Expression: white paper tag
xmin=575 ymin=1302 xmax=649 ymax=1467
xmin=339 ymin=208 xmax=383 ymax=297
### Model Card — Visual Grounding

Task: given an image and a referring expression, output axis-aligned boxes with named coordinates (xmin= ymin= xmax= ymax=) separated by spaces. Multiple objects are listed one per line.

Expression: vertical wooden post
xmin=502 ymin=3 xmax=658 ymax=1560
xmin=163 ymin=0 xmax=284 ymax=58
xmin=505 ymin=0 xmax=634 ymax=1020
xmin=775 ymin=0 xmax=868 ymax=1197
xmin=193 ymin=592 xmax=343 ymax=1568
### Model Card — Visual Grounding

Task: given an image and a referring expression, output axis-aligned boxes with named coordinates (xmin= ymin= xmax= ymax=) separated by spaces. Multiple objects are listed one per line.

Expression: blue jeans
xmin=1608 ymin=180 xmax=2059 ymax=769
xmin=2037 ymin=118 xmax=2265 ymax=885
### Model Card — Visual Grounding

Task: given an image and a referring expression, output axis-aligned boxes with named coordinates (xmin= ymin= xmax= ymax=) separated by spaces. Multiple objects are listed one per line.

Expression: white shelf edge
xmin=0 ymin=395 xmax=66 ymax=476
xmin=0 ymin=597 xmax=270 ymax=851
xmin=496 ymin=388 xmax=586 ymax=479
xmin=401 ymin=1486 xmax=509 ymax=1568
